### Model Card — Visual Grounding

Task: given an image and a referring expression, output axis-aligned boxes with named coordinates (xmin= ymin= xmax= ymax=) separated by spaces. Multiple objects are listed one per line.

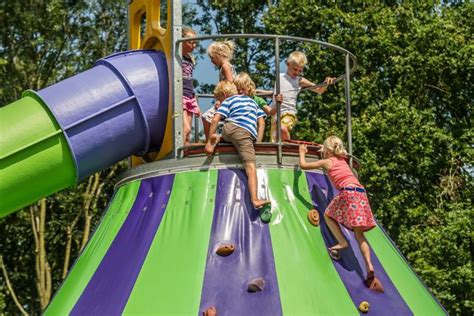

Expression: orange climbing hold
xmin=307 ymin=209 xmax=320 ymax=226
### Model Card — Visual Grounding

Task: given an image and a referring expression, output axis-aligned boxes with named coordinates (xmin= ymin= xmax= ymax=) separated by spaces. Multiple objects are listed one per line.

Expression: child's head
xmin=214 ymin=80 xmax=238 ymax=102
xmin=182 ymin=27 xmax=197 ymax=55
xmin=233 ymin=72 xmax=256 ymax=96
xmin=323 ymin=136 xmax=348 ymax=158
xmin=208 ymin=40 xmax=235 ymax=66
xmin=286 ymin=51 xmax=307 ymax=78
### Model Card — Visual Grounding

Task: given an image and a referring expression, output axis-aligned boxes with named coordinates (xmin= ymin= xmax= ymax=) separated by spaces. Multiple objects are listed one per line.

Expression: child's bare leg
xmin=281 ymin=125 xmax=291 ymax=141
xmin=324 ymin=213 xmax=348 ymax=250
xmin=244 ymin=162 xmax=270 ymax=208
xmin=202 ymin=118 xmax=211 ymax=142
xmin=183 ymin=111 xmax=193 ymax=145
xmin=354 ymin=228 xmax=374 ymax=274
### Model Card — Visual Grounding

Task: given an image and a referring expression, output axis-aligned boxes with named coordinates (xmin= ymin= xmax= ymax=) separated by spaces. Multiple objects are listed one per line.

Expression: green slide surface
xmin=124 ymin=171 xmax=218 ymax=315
xmin=44 ymin=181 xmax=140 ymax=315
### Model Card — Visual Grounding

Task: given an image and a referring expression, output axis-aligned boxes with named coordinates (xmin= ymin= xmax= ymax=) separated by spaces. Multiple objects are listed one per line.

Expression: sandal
xmin=307 ymin=209 xmax=320 ymax=226
xmin=328 ymin=248 xmax=341 ymax=261
xmin=365 ymin=271 xmax=384 ymax=293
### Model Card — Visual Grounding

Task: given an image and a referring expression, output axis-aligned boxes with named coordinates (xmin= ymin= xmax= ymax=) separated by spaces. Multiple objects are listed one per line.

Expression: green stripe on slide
xmin=366 ymin=227 xmax=445 ymax=315
xmin=44 ymin=181 xmax=141 ymax=315
xmin=123 ymin=170 xmax=218 ymax=315
xmin=266 ymin=169 xmax=357 ymax=315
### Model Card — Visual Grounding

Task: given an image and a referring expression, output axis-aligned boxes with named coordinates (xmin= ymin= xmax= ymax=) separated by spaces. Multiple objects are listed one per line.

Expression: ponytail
xmin=323 ymin=136 xmax=348 ymax=157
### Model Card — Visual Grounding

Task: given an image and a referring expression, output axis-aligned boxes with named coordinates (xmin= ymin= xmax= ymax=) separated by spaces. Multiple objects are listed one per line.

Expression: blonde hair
xmin=214 ymin=80 xmax=238 ymax=99
xmin=182 ymin=26 xmax=196 ymax=37
xmin=207 ymin=40 xmax=236 ymax=60
xmin=287 ymin=51 xmax=308 ymax=67
xmin=323 ymin=136 xmax=348 ymax=157
xmin=233 ymin=72 xmax=256 ymax=96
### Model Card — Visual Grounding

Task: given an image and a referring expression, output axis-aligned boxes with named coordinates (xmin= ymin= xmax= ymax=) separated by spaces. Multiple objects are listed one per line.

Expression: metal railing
xmin=174 ymin=34 xmax=358 ymax=165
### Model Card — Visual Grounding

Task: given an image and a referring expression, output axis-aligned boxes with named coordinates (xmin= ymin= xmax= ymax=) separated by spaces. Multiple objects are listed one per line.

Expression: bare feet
xmin=328 ymin=243 xmax=349 ymax=260
xmin=252 ymin=199 xmax=271 ymax=209
xmin=329 ymin=242 xmax=348 ymax=251
xmin=205 ymin=134 xmax=220 ymax=156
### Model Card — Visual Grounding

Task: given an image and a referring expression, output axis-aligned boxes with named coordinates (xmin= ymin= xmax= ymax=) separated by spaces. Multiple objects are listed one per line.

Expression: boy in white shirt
xmin=268 ymin=51 xmax=335 ymax=142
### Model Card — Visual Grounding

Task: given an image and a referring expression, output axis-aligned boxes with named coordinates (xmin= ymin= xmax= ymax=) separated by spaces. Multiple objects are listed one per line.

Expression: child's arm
xmin=299 ymin=144 xmax=332 ymax=170
xmin=220 ymin=63 xmax=234 ymax=81
xmin=255 ymin=89 xmax=273 ymax=97
xmin=300 ymin=77 xmax=335 ymax=94
xmin=256 ymin=117 xmax=265 ymax=142
xmin=263 ymin=94 xmax=283 ymax=116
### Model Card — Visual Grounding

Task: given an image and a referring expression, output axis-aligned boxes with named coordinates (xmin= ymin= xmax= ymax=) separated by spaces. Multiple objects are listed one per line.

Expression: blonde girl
xmin=202 ymin=40 xmax=237 ymax=140
xmin=299 ymin=136 xmax=384 ymax=292
xmin=181 ymin=27 xmax=200 ymax=145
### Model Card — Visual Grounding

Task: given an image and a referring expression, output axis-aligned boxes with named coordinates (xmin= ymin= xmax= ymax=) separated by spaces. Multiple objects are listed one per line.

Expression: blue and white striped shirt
xmin=217 ymin=95 xmax=266 ymax=139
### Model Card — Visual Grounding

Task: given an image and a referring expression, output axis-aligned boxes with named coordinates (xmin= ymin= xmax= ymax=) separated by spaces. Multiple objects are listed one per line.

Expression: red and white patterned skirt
xmin=325 ymin=190 xmax=376 ymax=231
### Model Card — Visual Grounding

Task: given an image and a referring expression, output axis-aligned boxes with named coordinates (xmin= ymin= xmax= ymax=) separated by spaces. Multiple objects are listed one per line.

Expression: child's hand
xmin=324 ymin=77 xmax=336 ymax=85
xmin=299 ymin=144 xmax=308 ymax=155
xmin=275 ymin=93 xmax=283 ymax=103
xmin=214 ymin=100 xmax=221 ymax=109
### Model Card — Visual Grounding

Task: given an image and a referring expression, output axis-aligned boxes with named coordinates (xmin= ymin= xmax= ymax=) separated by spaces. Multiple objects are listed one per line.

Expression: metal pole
xmin=172 ymin=0 xmax=183 ymax=158
xmin=344 ymin=53 xmax=353 ymax=168
xmin=275 ymin=37 xmax=282 ymax=164
xmin=194 ymin=113 xmax=199 ymax=143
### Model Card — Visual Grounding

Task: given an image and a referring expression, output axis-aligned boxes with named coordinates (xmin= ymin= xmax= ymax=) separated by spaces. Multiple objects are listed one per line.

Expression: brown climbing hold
xmin=307 ymin=209 xmax=320 ymax=226
xmin=216 ymin=243 xmax=235 ymax=257
xmin=247 ymin=277 xmax=265 ymax=293
xmin=203 ymin=306 xmax=217 ymax=316
xmin=359 ymin=301 xmax=370 ymax=313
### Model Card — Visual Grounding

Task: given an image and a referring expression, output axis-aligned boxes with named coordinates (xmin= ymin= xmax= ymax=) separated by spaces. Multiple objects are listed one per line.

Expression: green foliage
xmin=264 ymin=1 xmax=472 ymax=314
xmin=0 ymin=1 xmax=472 ymax=315
xmin=0 ymin=0 xmax=128 ymax=314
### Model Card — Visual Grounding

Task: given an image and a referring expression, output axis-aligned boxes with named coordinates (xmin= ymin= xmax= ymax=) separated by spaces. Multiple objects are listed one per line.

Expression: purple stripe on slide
xmin=71 ymin=175 xmax=174 ymax=315
xmin=199 ymin=169 xmax=282 ymax=316
xmin=305 ymin=172 xmax=412 ymax=315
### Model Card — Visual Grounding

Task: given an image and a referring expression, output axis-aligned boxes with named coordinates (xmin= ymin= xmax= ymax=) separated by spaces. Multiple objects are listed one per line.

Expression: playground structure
xmin=0 ymin=0 xmax=446 ymax=315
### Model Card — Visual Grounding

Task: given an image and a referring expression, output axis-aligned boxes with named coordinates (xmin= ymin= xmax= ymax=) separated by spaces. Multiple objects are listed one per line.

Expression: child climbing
xmin=202 ymin=40 xmax=237 ymax=141
xmin=233 ymin=72 xmax=282 ymax=113
xmin=266 ymin=51 xmax=335 ymax=142
xmin=181 ymin=27 xmax=200 ymax=146
xmin=299 ymin=136 xmax=384 ymax=292
xmin=205 ymin=80 xmax=270 ymax=209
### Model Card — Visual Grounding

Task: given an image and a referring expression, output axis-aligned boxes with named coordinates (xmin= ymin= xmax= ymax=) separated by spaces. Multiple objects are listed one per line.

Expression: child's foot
xmin=252 ymin=199 xmax=271 ymax=209
xmin=328 ymin=243 xmax=348 ymax=261
xmin=205 ymin=134 xmax=220 ymax=156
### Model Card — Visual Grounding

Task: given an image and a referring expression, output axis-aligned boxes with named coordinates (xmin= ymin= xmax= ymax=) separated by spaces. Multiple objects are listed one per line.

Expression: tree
xmin=0 ymin=1 xmax=128 ymax=314
xmin=264 ymin=1 xmax=472 ymax=314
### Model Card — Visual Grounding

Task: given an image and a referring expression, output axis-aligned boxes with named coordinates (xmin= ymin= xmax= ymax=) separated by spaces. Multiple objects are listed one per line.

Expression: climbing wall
xmin=44 ymin=168 xmax=445 ymax=315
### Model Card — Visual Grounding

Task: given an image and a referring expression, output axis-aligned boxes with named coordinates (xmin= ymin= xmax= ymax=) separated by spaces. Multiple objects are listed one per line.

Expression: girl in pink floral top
xmin=299 ymin=135 xmax=383 ymax=292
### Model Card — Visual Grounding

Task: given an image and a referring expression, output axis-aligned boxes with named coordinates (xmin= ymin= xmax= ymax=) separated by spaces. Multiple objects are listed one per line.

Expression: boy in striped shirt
xmin=205 ymin=79 xmax=270 ymax=209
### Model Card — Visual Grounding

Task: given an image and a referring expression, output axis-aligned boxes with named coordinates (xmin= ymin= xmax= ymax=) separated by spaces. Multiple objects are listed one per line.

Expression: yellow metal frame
xmin=128 ymin=0 xmax=174 ymax=166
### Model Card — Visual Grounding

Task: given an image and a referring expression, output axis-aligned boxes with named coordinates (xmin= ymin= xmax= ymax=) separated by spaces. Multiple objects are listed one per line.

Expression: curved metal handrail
xmin=173 ymin=33 xmax=358 ymax=166
xmin=175 ymin=33 xmax=357 ymax=78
